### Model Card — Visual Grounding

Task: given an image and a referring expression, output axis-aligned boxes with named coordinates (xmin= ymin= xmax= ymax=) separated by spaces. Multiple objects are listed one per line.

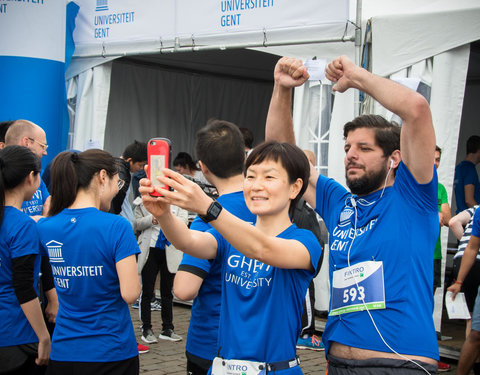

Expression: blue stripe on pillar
xmin=0 ymin=55 xmax=65 ymax=168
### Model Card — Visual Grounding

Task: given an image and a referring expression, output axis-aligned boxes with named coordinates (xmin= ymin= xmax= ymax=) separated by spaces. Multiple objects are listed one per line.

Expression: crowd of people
xmin=1 ymin=55 xmax=480 ymax=375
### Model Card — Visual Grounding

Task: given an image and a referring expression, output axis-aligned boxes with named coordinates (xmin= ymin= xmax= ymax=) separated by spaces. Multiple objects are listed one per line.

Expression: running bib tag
xmin=330 ymin=261 xmax=386 ymax=316
xmin=212 ymin=357 xmax=266 ymax=375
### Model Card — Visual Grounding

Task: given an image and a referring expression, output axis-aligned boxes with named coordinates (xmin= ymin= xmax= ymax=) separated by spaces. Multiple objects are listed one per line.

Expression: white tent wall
xmin=67 ymin=62 xmax=112 ymax=151
xmin=429 ymin=45 xmax=470 ymax=332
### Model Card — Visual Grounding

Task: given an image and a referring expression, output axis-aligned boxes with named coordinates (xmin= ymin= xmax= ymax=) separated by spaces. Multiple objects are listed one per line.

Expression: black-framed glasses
xmin=28 ymin=137 xmax=48 ymax=151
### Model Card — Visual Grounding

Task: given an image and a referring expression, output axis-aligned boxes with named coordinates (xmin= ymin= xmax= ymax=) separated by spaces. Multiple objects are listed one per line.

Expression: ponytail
xmin=0 ymin=146 xmax=41 ymax=227
xmin=49 ymin=149 xmax=118 ymax=216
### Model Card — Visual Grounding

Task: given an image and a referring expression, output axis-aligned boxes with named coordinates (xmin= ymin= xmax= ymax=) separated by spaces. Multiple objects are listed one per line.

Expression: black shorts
xmin=452 ymin=257 xmax=480 ymax=312
xmin=327 ymin=355 xmax=437 ymax=375
xmin=433 ymin=259 xmax=442 ymax=289
xmin=46 ymin=355 xmax=139 ymax=375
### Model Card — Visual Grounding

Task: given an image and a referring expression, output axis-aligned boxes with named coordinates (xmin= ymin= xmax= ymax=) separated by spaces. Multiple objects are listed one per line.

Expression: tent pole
xmin=74 ymin=36 xmax=355 ymax=59
xmin=354 ymin=0 xmax=362 ymax=117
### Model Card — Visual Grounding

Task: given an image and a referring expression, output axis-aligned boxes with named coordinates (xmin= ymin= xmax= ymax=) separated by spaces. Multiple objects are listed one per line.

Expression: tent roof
xmin=370 ymin=0 xmax=480 ymax=76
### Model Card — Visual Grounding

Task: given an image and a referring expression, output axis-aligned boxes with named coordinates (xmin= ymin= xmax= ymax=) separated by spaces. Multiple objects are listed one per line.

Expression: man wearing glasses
xmin=5 ymin=119 xmax=50 ymax=219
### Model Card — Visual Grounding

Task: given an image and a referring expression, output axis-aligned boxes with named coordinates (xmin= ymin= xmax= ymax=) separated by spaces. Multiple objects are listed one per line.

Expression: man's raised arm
xmin=325 ymin=55 xmax=435 ymax=183
xmin=265 ymin=57 xmax=309 ymax=144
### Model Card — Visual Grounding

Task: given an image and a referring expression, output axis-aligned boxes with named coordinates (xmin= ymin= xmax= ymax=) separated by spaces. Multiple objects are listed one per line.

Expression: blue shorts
xmin=472 ymin=285 xmax=480 ymax=332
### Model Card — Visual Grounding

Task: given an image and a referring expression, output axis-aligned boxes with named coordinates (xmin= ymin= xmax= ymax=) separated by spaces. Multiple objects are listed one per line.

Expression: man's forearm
xmin=265 ymin=83 xmax=296 ymax=144
xmin=456 ymin=244 xmax=478 ymax=283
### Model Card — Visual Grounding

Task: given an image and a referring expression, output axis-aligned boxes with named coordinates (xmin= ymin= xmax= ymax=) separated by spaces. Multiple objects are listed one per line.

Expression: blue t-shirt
xmin=454 ymin=160 xmax=480 ymax=213
xmin=472 ymin=208 xmax=480 ymax=238
xmin=0 ymin=207 xmax=41 ymax=347
xmin=37 ymin=208 xmax=140 ymax=362
xmin=22 ymin=179 xmax=50 ymax=216
xmin=212 ymin=224 xmax=322 ymax=371
xmin=179 ymin=191 xmax=256 ymax=361
xmin=316 ymin=162 xmax=439 ymax=360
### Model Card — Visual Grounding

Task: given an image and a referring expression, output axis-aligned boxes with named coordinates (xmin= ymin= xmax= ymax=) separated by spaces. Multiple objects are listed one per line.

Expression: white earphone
xmin=389 ymin=159 xmax=394 ymax=168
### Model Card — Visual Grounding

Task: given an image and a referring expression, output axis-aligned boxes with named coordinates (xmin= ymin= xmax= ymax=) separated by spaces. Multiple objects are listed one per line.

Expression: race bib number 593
xmin=330 ymin=261 xmax=386 ymax=316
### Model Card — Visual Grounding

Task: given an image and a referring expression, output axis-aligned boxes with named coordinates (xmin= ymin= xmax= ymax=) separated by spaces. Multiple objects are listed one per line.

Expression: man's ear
xmin=389 ymin=150 xmax=402 ymax=169
xmin=198 ymin=160 xmax=209 ymax=175
xmin=21 ymin=136 xmax=30 ymax=148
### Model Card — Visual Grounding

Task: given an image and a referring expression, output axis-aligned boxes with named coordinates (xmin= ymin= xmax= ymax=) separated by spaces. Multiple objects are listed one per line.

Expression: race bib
xmin=330 ymin=261 xmax=386 ymax=316
xmin=212 ymin=357 xmax=266 ymax=375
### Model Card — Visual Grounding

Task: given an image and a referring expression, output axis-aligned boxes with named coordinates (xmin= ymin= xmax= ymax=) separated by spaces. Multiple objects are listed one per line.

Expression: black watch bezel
xmin=199 ymin=200 xmax=223 ymax=223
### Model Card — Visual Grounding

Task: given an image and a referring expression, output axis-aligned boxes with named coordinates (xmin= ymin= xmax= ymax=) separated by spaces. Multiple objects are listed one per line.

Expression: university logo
xmin=46 ymin=240 xmax=65 ymax=263
xmin=338 ymin=208 xmax=354 ymax=227
xmin=96 ymin=0 xmax=108 ymax=12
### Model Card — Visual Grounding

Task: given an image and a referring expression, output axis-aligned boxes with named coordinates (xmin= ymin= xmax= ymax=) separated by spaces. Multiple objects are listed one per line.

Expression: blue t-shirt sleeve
xmin=113 ymin=217 xmax=141 ymax=263
xmin=394 ymin=162 xmax=438 ymax=214
xmin=292 ymin=228 xmax=323 ymax=274
xmin=208 ymin=228 xmax=226 ymax=259
xmin=180 ymin=253 xmax=212 ymax=274
xmin=463 ymin=164 xmax=479 ymax=186
xmin=315 ymin=174 xmax=349 ymax=232
xmin=472 ymin=209 xmax=480 ymax=238
xmin=39 ymin=179 xmax=50 ymax=202
xmin=11 ymin=217 xmax=40 ymax=259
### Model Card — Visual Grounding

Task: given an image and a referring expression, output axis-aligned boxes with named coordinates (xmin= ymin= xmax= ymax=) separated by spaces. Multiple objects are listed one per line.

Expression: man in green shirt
xmin=434 ymin=145 xmax=452 ymax=292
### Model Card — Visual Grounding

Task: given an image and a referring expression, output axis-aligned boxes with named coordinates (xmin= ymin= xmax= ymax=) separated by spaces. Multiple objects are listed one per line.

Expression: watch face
xmin=210 ymin=202 xmax=222 ymax=217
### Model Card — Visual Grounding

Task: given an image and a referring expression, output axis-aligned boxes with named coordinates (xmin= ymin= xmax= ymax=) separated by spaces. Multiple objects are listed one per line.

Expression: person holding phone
xmin=37 ymin=150 xmax=141 ymax=375
xmin=0 ymin=146 xmax=50 ymax=374
xmin=140 ymin=141 xmax=322 ymax=374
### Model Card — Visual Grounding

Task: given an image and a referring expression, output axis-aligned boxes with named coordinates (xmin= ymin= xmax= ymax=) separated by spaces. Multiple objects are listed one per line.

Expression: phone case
xmin=147 ymin=137 xmax=171 ymax=197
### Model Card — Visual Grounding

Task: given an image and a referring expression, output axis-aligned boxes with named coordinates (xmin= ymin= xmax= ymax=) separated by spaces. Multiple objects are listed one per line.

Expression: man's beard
xmin=346 ymin=166 xmax=388 ymax=196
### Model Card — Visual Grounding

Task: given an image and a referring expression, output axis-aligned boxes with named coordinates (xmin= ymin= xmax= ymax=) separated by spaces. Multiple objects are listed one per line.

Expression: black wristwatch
xmin=199 ymin=200 xmax=223 ymax=223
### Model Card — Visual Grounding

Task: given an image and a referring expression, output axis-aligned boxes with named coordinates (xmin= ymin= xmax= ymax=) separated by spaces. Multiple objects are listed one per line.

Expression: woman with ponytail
xmin=37 ymin=149 xmax=141 ymax=375
xmin=0 ymin=145 xmax=50 ymax=374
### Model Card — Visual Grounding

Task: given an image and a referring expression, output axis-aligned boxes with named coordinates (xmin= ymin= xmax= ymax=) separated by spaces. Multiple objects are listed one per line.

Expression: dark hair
xmin=466 ymin=135 xmax=480 ymax=154
xmin=0 ymin=121 xmax=14 ymax=143
xmin=435 ymin=145 xmax=442 ymax=154
xmin=122 ymin=140 xmax=147 ymax=163
xmin=49 ymin=149 xmax=118 ymax=216
xmin=245 ymin=141 xmax=310 ymax=218
xmin=239 ymin=127 xmax=254 ymax=149
xmin=343 ymin=115 xmax=401 ymax=158
xmin=195 ymin=120 xmax=245 ymax=178
xmin=173 ymin=152 xmax=199 ymax=172
xmin=0 ymin=146 xmax=41 ymax=227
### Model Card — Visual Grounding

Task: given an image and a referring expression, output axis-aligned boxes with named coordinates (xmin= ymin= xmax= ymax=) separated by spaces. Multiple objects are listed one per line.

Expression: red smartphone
xmin=147 ymin=137 xmax=172 ymax=197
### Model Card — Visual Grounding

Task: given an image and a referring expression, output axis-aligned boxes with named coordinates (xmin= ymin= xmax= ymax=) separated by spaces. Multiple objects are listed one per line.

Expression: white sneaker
xmin=158 ymin=329 xmax=182 ymax=342
xmin=141 ymin=328 xmax=158 ymax=344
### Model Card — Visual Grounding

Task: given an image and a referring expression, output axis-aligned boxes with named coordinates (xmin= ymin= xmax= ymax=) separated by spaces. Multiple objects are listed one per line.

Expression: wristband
xmin=454 ymin=279 xmax=463 ymax=285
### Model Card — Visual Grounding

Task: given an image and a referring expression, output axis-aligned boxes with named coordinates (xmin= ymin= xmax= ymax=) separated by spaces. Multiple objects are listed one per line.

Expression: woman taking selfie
xmin=37 ymin=149 xmax=141 ymax=375
xmin=0 ymin=146 xmax=50 ymax=374
xmin=140 ymin=141 xmax=322 ymax=374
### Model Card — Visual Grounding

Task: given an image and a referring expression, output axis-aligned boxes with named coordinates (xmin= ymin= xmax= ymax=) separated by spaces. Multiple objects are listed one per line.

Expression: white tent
xmin=68 ymin=0 xmax=480 ymax=344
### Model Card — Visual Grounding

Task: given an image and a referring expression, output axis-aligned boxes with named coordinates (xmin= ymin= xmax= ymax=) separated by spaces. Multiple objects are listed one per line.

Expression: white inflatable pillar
xmin=0 ymin=1 xmax=67 ymax=166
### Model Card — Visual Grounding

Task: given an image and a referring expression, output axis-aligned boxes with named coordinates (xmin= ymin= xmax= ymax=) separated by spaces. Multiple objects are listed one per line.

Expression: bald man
xmin=5 ymin=120 xmax=50 ymax=218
